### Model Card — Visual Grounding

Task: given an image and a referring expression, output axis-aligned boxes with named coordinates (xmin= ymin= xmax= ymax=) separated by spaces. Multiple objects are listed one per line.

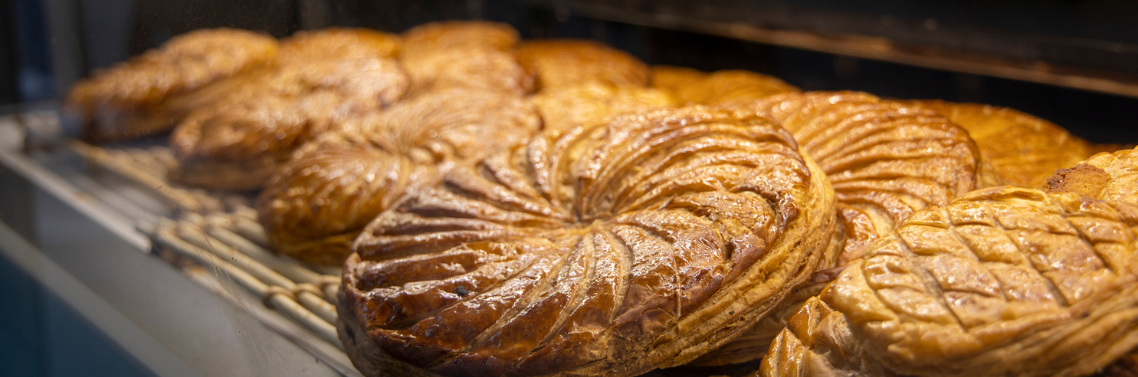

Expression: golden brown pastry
xmin=763 ymin=187 xmax=1138 ymax=377
xmin=257 ymin=89 xmax=540 ymax=265
xmin=515 ymin=39 xmax=649 ymax=90
xmin=65 ymin=28 xmax=278 ymax=142
xmin=168 ymin=28 xmax=408 ymax=191
xmin=749 ymin=92 xmax=983 ymax=262
xmin=761 ymin=148 xmax=1138 ymax=377
xmin=259 ymin=81 xmax=673 ymax=266
xmin=398 ymin=21 xmax=533 ymax=96
xmin=400 ymin=21 xmax=520 ymax=57
xmin=649 ymin=65 xmax=708 ymax=94
xmin=667 ymin=69 xmax=799 ymax=106
xmin=277 ymin=27 xmax=401 ymax=61
xmin=912 ymin=100 xmax=1102 ymax=188
xmin=402 ymin=47 xmax=534 ymax=96
xmin=1047 ymin=148 xmax=1138 ymax=204
xmin=338 ymin=106 xmax=837 ymax=376
xmin=158 ymin=28 xmax=401 ymax=116
xmin=528 ymin=82 xmax=676 ymax=135
xmin=693 ymin=92 xmax=985 ymax=366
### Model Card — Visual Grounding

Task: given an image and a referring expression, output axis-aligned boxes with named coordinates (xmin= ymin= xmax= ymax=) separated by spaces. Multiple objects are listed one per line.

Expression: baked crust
xmin=402 ymin=47 xmax=535 ymax=96
xmin=649 ymin=65 xmax=708 ymax=94
xmin=401 ymin=21 xmax=520 ymax=58
xmin=912 ymin=100 xmax=1100 ymax=189
xmin=516 ymin=39 xmax=649 ymax=90
xmin=169 ymin=28 xmax=409 ymax=190
xmin=529 ymin=82 xmax=676 ymax=135
xmin=339 ymin=106 xmax=836 ymax=376
xmin=259 ymin=83 xmax=672 ymax=266
xmin=695 ymin=92 xmax=984 ymax=366
xmin=399 ymin=22 xmax=533 ymax=96
xmin=761 ymin=149 xmax=1138 ymax=377
xmin=665 ymin=70 xmax=799 ymax=107
xmin=65 ymin=28 xmax=278 ymax=142
xmin=257 ymin=89 xmax=540 ymax=266
xmin=1047 ymin=148 xmax=1138 ymax=204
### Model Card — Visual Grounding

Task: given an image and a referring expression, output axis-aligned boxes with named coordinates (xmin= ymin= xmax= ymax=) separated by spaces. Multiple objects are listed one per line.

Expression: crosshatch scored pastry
xmin=692 ymin=91 xmax=985 ymax=366
xmin=168 ymin=28 xmax=408 ymax=191
xmin=338 ymin=106 xmax=837 ymax=377
xmin=760 ymin=147 xmax=1138 ymax=377
xmin=65 ymin=28 xmax=279 ymax=142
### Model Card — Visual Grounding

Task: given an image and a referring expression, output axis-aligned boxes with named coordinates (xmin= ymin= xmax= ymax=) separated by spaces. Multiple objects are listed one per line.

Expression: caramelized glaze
xmin=258 ymin=89 xmax=540 ymax=265
xmin=515 ymin=39 xmax=649 ymax=90
xmin=696 ymin=91 xmax=984 ymax=366
xmin=168 ymin=29 xmax=408 ymax=190
xmin=761 ymin=148 xmax=1138 ymax=377
xmin=529 ymin=82 xmax=675 ymax=135
xmin=399 ymin=21 xmax=532 ymax=96
xmin=65 ymin=29 xmax=278 ymax=142
xmin=339 ymin=106 xmax=836 ymax=376
xmin=912 ymin=100 xmax=1104 ymax=189
xmin=666 ymin=69 xmax=799 ymax=106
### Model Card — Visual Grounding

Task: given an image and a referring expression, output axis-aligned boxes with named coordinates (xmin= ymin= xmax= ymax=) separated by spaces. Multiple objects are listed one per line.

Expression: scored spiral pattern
xmin=744 ymin=91 xmax=983 ymax=264
xmin=339 ymin=106 xmax=837 ymax=376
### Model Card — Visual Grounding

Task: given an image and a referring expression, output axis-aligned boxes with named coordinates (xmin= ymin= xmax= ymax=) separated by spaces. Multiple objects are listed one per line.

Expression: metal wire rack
xmin=66 ymin=139 xmax=365 ymax=376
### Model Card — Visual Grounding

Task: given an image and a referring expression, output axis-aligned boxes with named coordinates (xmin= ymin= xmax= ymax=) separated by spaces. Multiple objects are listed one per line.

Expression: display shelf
xmin=0 ymin=114 xmax=348 ymax=377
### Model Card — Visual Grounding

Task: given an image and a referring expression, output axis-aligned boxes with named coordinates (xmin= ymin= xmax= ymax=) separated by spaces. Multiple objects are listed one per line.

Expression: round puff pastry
xmin=665 ymin=70 xmax=799 ymax=107
xmin=338 ymin=106 xmax=836 ymax=376
xmin=399 ymin=21 xmax=532 ymax=96
xmin=257 ymin=89 xmax=540 ymax=266
xmin=693 ymin=92 xmax=985 ymax=366
xmin=400 ymin=21 xmax=520 ymax=58
xmin=169 ymin=28 xmax=409 ymax=191
xmin=65 ymin=28 xmax=278 ymax=142
xmin=515 ymin=39 xmax=649 ymax=90
xmin=762 ymin=149 xmax=1138 ymax=377
xmin=911 ymin=100 xmax=1101 ymax=189
xmin=275 ymin=27 xmax=400 ymax=61
xmin=402 ymin=47 xmax=534 ymax=96
xmin=529 ymin=82 xmax=676 ymax=135
xmin=649 ymin=65 xmax=708 ymax=94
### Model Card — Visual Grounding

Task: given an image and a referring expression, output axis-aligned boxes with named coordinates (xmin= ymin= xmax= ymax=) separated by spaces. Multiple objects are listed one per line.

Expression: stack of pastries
xmin=66 ymin=21 xmax=1138 ymax=377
